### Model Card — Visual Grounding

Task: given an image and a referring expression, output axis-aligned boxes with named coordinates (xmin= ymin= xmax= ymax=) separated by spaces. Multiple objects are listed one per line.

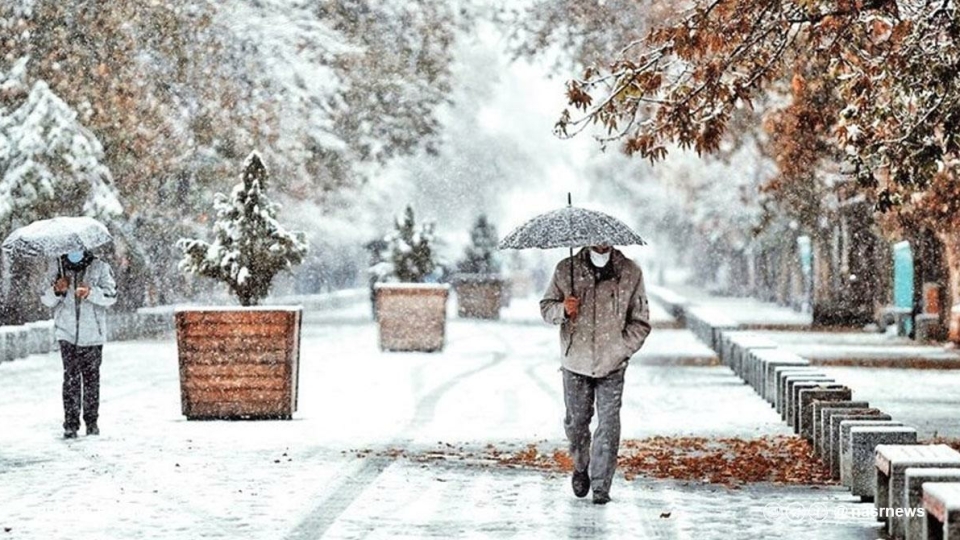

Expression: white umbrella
xmin=1 ymin=216 xmax=113 ymax=258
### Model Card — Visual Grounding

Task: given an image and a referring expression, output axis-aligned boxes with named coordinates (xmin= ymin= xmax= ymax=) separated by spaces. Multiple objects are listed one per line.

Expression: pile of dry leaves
xmin=354 ymin=436 xmax=960 ymax=487
xmin=357 ymin=435 xmax=837 ymax=487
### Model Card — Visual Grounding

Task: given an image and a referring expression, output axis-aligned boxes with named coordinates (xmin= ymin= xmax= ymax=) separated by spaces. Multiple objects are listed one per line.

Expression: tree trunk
xmin=938 ymin=232 xmax=960 ymax=343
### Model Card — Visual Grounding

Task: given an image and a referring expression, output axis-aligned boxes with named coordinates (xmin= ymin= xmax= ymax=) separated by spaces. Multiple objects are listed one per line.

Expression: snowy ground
xmin=0 ymin=296 xmax=900 ymax=539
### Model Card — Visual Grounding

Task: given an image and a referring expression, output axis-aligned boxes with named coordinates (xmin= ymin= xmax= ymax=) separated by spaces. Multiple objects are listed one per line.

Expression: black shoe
xmin=572 ymin=470 xmax=590 ymax=498
xmin=63 ymin=429 xmax=78 ymax=439
xmin=86 ymin=424 xmax=99 ymax=436
xmin=592 ymin=490 xmax=611 ymax=505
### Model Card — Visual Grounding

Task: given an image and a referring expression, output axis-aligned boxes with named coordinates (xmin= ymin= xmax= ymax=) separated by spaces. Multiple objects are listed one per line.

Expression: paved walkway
xmin=0 ymin=297 xmax=891 ymax=539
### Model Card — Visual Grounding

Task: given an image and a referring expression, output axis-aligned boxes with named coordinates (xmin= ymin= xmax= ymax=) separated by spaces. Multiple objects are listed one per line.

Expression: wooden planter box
xmin=453 ymin=274 xmax=504 ymax=320
xmin=175 ymin=307 xmax=302 ymax=420
xmin=375 ymin=283 xmax=448 ymax=352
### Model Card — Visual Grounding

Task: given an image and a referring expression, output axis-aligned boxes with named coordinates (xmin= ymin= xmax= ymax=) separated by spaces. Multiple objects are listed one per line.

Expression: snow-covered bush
xmin=177 ymin=152 xmax=308 ymax=306
xmin=457 ymin=215 xmax=500 ymax=275
xmin=370 ymin=206 xmax=440 ymax=284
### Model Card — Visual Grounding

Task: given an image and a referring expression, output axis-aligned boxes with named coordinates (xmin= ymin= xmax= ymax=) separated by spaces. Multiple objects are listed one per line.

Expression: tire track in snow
xmin=285 ymin=346 xmax=510 ymax=539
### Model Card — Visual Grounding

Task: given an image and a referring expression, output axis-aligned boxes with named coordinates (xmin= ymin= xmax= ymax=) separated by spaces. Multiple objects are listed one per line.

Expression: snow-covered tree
xmin=370 ymin=206 xmax=440 ymax=284
xmin=0 ymin=74 xmax=122 ymax=229
xmin=178 ymin=152 xmax=308 ymax=306
xmin=458 ymin=215 xmax=501 ymax=275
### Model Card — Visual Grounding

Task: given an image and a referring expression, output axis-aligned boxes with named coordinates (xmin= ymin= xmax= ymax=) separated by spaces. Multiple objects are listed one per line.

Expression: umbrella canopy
xmin=498 ymin=205 xmax=646 ymax=250
xmin=1 ymin=216 xmax=113 ymax=258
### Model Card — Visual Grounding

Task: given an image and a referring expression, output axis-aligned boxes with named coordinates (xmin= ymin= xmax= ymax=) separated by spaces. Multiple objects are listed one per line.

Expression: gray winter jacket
xmin=40 ymin=257 xmax=117 ymax=346
xmin=540 ymin=248 xmax=651 ymax=378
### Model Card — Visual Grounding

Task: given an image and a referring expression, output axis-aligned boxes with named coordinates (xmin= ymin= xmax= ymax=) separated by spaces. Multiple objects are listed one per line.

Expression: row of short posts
xmin=684 ymin=308 xmax=960 ymax=540
xmin=0 ymin=307 xmax=176 ymax=364
xmin=0 ymin=321 xmax=55 ymax=362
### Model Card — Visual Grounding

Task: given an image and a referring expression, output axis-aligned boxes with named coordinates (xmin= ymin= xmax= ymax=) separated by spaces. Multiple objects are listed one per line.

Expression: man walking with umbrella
xmin=540 ymin=243 xmax=651 ymax=504
xmin=499 ymin=196 xmax=652 ymax=504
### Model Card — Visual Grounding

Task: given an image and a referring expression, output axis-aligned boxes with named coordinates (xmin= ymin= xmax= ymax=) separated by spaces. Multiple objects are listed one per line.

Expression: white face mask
xmin=589 ymin=249 xmax=611 ymax=268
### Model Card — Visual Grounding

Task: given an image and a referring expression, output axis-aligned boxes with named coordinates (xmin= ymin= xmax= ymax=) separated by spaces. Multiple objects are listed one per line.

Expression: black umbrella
xmin=498 ymin=194 xmax=646 ymax=294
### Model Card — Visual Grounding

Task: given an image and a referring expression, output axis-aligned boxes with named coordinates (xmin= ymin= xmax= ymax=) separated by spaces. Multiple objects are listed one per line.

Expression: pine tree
xmin=0 ymin=77 xmax=122 ymax=229
xmin=371 ymin=206 xmax=438 ymax=284
xmin=458 ymin=215 xmax=500 ymax=275
xmin=177 ymin=152 xmax=308 ymax=306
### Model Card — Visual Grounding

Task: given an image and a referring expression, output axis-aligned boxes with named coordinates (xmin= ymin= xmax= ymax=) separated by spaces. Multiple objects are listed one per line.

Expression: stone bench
xmin=923 ymin=482 xmax=960 ymax=540
xmin=787 ymin=381 xmax=841 ymax=428
xmin=839 ymin=419 xmax=900 ymax=484
xmin=777 ymin=372 xmax=830 ymax=416
xmin=797 ymin=388 xmax=853 ymax=441
xmin=905 ymin=469 xmax=960 ymax=540
xmin=850 ymin=426 xmax=918 ymax=500
xmin=757 ymin=351 xmax=809 ymax=403
xmin=875 ymin=445 xmax=960 ymax=539
xmin=812 ymin=401 xmax=869 ymax=458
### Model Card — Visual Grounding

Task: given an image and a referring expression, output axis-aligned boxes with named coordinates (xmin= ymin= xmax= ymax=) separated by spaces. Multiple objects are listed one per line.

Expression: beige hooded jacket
xmin=540 ymin=248 xmax=651 ymax=378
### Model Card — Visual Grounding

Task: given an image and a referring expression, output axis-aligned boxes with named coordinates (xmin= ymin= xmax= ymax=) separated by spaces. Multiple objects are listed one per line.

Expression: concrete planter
xmin=375 ymin=283 xmax=449 ymax=352
xmin=452 ymin=274 xmax=504 ymax=320
xmin=175 ymin=307 xmax=302 ymax=420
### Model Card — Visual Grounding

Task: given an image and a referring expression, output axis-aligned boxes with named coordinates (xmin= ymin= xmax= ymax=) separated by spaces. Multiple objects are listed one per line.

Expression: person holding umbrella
xmin=499 ymin=196 xmax=651 ymax=505
xmin=40 ymin=249 xmax=117 ymax=438
xmin=5 ymin=217 xmax=118 ymax=439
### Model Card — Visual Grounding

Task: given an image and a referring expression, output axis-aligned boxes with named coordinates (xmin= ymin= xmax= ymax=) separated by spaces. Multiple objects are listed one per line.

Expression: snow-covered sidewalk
xmin=0 ymin=297 xmax=885 ymax=539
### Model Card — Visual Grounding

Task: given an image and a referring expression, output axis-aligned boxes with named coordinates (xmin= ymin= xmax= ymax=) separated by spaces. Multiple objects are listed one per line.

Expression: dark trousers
xmin=562 ymin=367 xmax=626 ymax=495
xmin=60 ymin=341 xmax=103 ymax=431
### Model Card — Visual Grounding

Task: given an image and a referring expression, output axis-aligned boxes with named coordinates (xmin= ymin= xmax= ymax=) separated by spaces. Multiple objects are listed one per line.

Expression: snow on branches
xmin=178 ymin=152 xmax=308 ymax=306
xmin=0 ymin=67 xmax=122 ymax=228
xmin=555 ymin=0 xmax=960 ymax=223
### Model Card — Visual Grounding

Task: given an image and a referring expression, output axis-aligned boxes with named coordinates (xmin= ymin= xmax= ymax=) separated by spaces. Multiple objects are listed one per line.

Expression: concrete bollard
xmin=12 ymin=326 xmax=29 ymax=359
xmin=136 ymin=307 xmax=175 ymax=339
xmin=757 ymin=352 xmax=809 ymax=403
xmin=813 ymin=402 xmax=870 ymax=458
xmin=787 ymin=381 xmax=840 ymax=427
xmin=726 ymin=334 xmax=777 ymax=384
xmin=835 ymin=416 xmax=894 ymax=481
xmin=771 ymin=366 xmax=820 ymax=406
xmin=0 ymin=326 xmax=11 ymax=362
xmin=797 ymin=388 xmax=853 ymax=441
xmin=778 ymin=373 xmax=830 ymax=416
